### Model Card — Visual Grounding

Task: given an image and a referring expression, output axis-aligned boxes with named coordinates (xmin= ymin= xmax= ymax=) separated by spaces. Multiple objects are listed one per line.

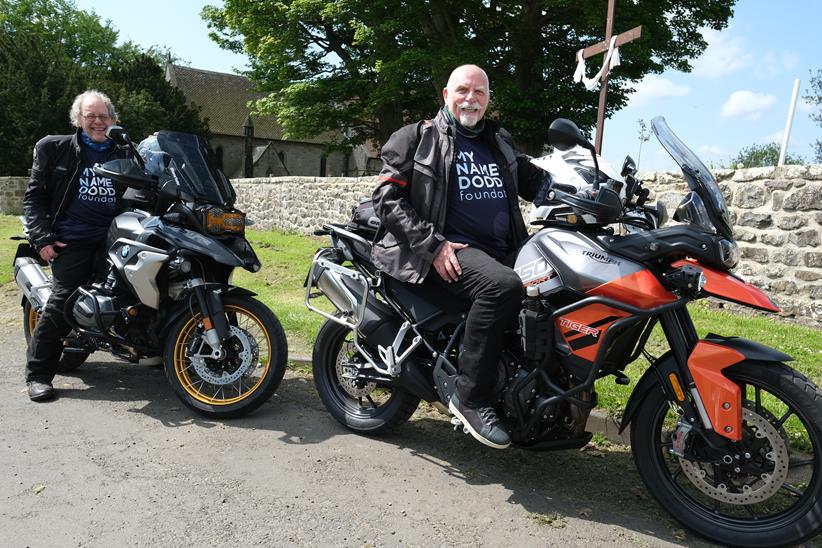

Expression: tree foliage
xmin=806 ymin=69 xmax=822 ymax=163
xmin=0 ymin=0 xmax=209 ymax=175
xmin=203 ymin=0 xmax=736 ymax=155
xmin=725 ymin=142 xmax=805 ymax=169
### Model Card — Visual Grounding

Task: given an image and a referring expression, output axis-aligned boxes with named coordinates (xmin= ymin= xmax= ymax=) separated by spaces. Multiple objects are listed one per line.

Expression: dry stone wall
xmin=0 ymin=177 xmax=27 ymax=215
xmin=641 ymin=165 xmax=822 ymax=325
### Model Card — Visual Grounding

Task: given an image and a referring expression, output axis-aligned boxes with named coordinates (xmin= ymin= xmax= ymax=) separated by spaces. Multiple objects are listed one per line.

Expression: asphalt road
xmin=0 ymin=283 xmax=715 ymax=548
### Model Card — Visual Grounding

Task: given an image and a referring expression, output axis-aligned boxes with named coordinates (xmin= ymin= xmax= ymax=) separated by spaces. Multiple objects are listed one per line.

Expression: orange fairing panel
xmin=588 ymin=270 xmax=677 ymax=309
xmin=688 ymin=341 xmax=746 ymax=441
xmin=557 ymin=303 xmax=629 ymax=362
xmin=672 ymin=259 xmax=780 ymax=312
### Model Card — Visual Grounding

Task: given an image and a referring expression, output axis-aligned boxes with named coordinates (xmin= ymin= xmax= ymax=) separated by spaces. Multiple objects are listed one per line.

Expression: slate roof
xmin=166 ymin=64 xmax=327 ymax=144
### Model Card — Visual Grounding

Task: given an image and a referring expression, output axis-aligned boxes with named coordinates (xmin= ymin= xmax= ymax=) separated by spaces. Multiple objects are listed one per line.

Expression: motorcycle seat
xmin=383 ymin=275 xmax=468 ymax=328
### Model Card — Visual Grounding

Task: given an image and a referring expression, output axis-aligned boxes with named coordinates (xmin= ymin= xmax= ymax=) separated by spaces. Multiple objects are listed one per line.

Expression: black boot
xmin=27 ymin=381 xmax=55 ymax=402
xmin=449 ymin=391 xmax=510 ymax=449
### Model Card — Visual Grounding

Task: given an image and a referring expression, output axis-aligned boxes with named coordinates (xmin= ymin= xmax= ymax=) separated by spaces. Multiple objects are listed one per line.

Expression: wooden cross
xmin=578 ymin=0 xmax=642 ymax=154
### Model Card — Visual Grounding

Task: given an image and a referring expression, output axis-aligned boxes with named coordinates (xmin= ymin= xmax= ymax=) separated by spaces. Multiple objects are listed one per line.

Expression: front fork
xmin=191 ymin=280 xmax=230 ymax=359
xmin=636 ymin=308 xmax=792 ymax=445
xmin=656 ymin=308 xmax=746 ymax=442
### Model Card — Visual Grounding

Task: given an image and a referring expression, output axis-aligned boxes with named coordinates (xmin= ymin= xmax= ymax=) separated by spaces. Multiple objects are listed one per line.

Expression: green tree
xmin=0 ymin=0 xmax=122 ymax=174
xmin=725 ymin=142 xmax=805 ymax=169
xmin=105 ymin=53 xmax=210 ymax=142
xmin=0 ymin=0 xmax=209 ymax=175
xmin=806 ymin=69 xmax=822 ymax=163
xmin=203 ymin=0 xmax=736 ymax=154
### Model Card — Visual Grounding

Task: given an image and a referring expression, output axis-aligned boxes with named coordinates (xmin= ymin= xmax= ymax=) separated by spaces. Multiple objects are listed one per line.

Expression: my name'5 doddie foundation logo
xmin=456 ymin=150 xmax=507 ymax=201
xmin=78 ymin=167 xmax=116 ymax=203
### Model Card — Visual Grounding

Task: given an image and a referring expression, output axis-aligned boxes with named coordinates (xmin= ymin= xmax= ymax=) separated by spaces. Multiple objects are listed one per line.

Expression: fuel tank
xmin=514 ymin=228 xmax=645 ymax=293
xmin=106 ymin=211 xmax=151 ymax=247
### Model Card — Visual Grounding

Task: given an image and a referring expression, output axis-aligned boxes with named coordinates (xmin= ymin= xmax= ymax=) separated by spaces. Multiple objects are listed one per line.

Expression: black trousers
xmin=26 ymin=241 xmax=108 ymax=383
xmin=431 ymin=247 xmax=523 ymax=407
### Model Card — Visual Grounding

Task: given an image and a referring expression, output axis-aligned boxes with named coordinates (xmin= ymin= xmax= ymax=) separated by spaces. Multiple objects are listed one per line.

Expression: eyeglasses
xmin=83 ymin=113 xmax=111 ymax=122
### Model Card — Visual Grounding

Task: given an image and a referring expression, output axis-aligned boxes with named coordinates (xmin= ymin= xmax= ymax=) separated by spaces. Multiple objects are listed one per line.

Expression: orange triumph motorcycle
xmin=305 ymin=116 xmax=822 ymax=546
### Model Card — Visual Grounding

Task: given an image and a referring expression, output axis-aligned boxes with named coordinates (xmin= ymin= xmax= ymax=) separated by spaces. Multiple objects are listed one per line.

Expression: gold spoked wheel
xmin=164 ymin=295 xmax=287 ymax=418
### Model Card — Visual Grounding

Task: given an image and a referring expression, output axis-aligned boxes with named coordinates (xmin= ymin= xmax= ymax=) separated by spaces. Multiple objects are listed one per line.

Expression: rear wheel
xmin=631 ymin=361 xmax=822 ymax=546
xmin=312 ymin=318 xmax=419 ymax=433
xmin=23 ymin=299 xmax=90 ymax=373
xmin=163 ymin=295 xmax=287 ymax=418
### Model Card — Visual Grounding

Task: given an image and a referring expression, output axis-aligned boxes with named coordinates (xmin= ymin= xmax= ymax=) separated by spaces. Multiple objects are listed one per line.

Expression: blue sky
xmin=75 ymin=0 xmax=821 ymax=171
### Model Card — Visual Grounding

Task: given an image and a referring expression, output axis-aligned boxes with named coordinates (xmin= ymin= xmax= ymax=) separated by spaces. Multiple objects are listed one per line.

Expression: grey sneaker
xmin=448 ymin=391 xmax=510 ymax=449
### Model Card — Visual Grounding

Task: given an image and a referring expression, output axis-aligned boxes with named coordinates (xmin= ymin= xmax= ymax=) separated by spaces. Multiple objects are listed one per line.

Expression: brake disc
xmin=189 ymin=325 xmax=259 ymax=385
xmin=679 ymin=407 xmax=790 ymax=505
xmin=335 ymin=341 xmax=375 ymax=398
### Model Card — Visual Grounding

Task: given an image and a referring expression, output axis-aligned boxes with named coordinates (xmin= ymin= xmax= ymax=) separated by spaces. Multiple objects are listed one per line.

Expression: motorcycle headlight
xmin=718 ymin=239 xmax=739 ymax=268
xmin=202 ymin=207 xmax=245 ymax=235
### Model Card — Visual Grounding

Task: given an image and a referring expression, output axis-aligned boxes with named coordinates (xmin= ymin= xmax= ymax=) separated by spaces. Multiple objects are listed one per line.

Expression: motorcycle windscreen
xmin=146 ymin=131 xmax=236 ymax=207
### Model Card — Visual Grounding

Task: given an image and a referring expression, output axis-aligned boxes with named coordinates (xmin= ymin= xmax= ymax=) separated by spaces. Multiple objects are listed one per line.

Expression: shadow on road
xmin=54 ymin=357 xmax=708 ymax=546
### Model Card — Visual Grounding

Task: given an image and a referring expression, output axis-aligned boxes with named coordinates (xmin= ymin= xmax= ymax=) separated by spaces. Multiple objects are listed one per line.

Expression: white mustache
xmin=458 ymin=102 xmax=481 ymax=111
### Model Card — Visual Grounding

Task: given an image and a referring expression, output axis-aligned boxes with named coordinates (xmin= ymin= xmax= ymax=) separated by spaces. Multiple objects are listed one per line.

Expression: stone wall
xmin=640 ymin=165 xmax=822 ymax=325
xmin=0 ymin=177 xmax=27 ymax=215
xmin=234 ymin=166 xmax=822 ymax=326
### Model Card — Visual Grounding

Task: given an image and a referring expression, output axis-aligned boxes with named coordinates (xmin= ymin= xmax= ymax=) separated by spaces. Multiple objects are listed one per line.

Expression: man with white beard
xmin=371 ymin=65 xmax=548 ymax=449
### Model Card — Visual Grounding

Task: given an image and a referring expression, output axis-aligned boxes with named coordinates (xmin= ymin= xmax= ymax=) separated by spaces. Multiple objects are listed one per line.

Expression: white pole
xmin=778 ymin=78 xmax=801 ymax=166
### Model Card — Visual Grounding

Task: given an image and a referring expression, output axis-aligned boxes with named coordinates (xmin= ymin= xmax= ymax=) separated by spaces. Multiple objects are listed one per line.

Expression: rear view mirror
xmin=621 ymin=155 xmax=637 ymax=177
xmin=547 ymin=119 xmax=595 ymax=152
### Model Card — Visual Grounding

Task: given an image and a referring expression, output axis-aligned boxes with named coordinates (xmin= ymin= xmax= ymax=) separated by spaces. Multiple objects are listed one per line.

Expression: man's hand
xmin=38 ymin=241 xmax=66 ymax=263
xmin=433 ymin=240 xmax=468 ymax=283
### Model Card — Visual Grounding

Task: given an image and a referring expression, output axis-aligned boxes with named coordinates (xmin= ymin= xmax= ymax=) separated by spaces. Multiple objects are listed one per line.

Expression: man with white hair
xmin=372 ymin=65 xmax=548 ymax=448
xmin=23 ymin=89 xmax=131 ymax=402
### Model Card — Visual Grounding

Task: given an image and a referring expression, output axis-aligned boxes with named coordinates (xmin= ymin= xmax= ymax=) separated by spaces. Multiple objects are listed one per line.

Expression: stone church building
xmin=165 ymin=64 xmax=380 ymax=178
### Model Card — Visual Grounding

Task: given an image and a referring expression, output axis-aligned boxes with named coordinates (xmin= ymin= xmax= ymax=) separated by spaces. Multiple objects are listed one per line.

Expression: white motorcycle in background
xmin=529 ymin=146 xmax=667 ymax=232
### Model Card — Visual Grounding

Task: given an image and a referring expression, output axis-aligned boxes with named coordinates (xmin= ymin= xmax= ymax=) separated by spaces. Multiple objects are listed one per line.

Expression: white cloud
xmin=627 ymin=75 xmax=689 ymax=107
xmin=698 ymin=145 xmax=727 ymax=156
xmin=759 ymin=130 xmax=783 ymax=144
xmin=720 ymin=90 xmax=776 ymax=119
xmin=692 ymin=28 xmax=753 ymax=78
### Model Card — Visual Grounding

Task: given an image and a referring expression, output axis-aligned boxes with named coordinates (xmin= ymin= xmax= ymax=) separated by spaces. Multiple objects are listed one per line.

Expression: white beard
xmin=459 ymin=111 xmax=480 ymax=127
xmin=457 ymin=102 xmax=482 ymax=127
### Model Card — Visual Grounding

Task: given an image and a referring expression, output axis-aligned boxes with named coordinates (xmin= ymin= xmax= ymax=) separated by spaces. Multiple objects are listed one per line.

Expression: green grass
xmin=2 ymin=214 xmax=820 ymax=419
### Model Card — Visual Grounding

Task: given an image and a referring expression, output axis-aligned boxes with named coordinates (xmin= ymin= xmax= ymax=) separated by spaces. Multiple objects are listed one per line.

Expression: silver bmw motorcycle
xmin=14 ymin=127 xmax=287 ymax=418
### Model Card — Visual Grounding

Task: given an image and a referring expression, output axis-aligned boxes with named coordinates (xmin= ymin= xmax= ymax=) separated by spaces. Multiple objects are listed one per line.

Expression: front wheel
xmin=163 ymin=294 xmax=287 ymax=418
xmin=631 ymin=361 xmax=822 ymax=546
xmin=312 ymin=318 xmax=419 ymax=433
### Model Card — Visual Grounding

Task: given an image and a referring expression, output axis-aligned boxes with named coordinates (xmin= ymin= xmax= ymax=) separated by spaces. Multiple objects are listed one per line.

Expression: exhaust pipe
xmin=14 ymin=257 xmax=52 ymax=311
xmin=314 ymin=265 xmax=361 ymax=315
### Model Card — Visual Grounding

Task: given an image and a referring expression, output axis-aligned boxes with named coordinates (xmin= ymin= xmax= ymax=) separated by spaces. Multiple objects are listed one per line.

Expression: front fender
xmin=620 ymin=336 xmax=793 ymax=438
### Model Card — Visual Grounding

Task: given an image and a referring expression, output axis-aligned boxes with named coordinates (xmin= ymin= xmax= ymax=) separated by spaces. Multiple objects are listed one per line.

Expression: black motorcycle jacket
xmin=23 ymin=129 xmax=129 ymax=250
xmin=371 ymin=109 xmax=546 ymax=283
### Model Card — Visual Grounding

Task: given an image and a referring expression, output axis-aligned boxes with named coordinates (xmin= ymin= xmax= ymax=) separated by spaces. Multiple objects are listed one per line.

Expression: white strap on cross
xmin=573 ymin=35 xmax=621 ymax=91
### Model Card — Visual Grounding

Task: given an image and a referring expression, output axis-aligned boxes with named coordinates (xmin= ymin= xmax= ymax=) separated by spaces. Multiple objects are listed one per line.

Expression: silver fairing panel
xmin=514 ymin=228 xmax=646 ymax=293
xmin=108 ymin=239 xmax=169 ymax=309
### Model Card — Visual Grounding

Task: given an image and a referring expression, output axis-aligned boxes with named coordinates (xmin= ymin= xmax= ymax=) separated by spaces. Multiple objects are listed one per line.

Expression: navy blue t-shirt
xmin=55 ymin=145 xmax=118 ymax=242
xmin=443 ymin=132 xmax=510 ymax=259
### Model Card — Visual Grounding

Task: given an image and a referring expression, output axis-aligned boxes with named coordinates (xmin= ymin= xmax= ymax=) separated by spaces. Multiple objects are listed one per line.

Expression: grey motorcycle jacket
xmin=23 ymin=129 xmax=129 ymax=250
xmin=371 ymin=109 xmax=546 ymax=283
